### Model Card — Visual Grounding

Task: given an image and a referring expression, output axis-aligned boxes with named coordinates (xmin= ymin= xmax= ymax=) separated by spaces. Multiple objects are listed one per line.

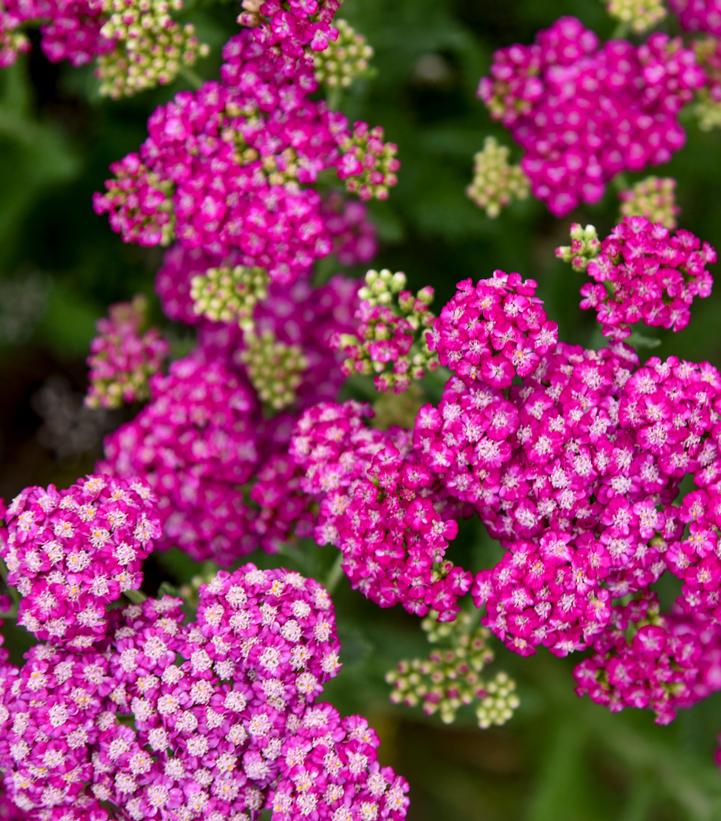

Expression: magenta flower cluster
xmin=94 ymin=22 xmax=397 ymax=285
xmin=85 ymin=296 xmax=169 ymax=409
xmin=577 ymin=216 xmax=716 ymax=340
xmin=669 ymin=0 xmax=721 ymax=33
xmin=479 ymin=17 xmax=705 ymax=215
xmin=427 ymin=271 xmax=558 ymax=389
xmin=0 ymin=0 xmax=110 ymax=69
xmin=0 ymin=475 xmax=159 ymax=649
xmin=0 ymin=564 xmax=409 ymax=818
xmin=290 ymin=402 xmax=472 ymax=621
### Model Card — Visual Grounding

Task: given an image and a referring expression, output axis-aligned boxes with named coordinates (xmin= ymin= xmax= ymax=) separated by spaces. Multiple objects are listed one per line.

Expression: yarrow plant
xmin=467 ymin=136 xmax=530 ymax=218
xmin=478 ymin=16 xmax=704 ymax=215
xmin=8 ymin=0 xmax=721 ymax=814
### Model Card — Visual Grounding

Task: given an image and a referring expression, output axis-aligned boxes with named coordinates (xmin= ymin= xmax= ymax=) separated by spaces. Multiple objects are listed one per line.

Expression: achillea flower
xmin=427 ymin=271 xmax=558 ymax=389
xmin=467 ymin=136 xmax=530 ymax=218
xmin=574 ymin=594 xmax=721 ymax=724
xmin=97 ymin=0 xmax=208 ymax=98
xmin=292 ymin=404 xmax=472 ymax=621
xmin=238 ymin=0 xmax=342 ymax=56
xmin=100 ymin=357 xmax=261 ymax=564
xmin=606 ymin=0 xmax=667 ymax=33
xmin=322 ymin=191 xmax=378 ymax=267
xmin=85 ymin=295 xmax=168 ymax=410
xmin=472 ymin=532 xmax=613 ymax=657
xmin=555 ymin=223 xmax=601 ymax=273
xmin=337 ymin=122 xmax=400 ymax=201
xmin=190 ymin=264 xmax=270 ymax=329
xmin=693 ymin=36 xmax=721 ymax=130
xmin=578 ymin=217 xmax=716 ymax=340
xmin=0 ymin=566 xmax=409 ymax=819
xmin=97 ymin=30 xmax=398 ymax=280
xmin=619 ymin=176 xmax=680 ymax=229
xmin=313 ymin=17 xmax=373 ymax=90
xmin=479 ymin=17 xmax=704 ymax=215
xmin=669 ymin=0 xmax=721 ymax=33
xmin=272 ymin=703 xmax=410 ymax=820
xmin=337 ymin=269 xmax=439 ymax=393
xmin=240 ymin=330 xmax=308 ymax=412
xmin=0 ymin=475 xmax=159 ymax=649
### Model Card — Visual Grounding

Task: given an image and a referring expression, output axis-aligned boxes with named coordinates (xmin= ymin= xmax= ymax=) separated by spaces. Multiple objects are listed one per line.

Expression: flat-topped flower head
xmin=467 ymin=136 xmax=530 ymax=218
xmin=479 ymin=17 xmax=704 ymax=215
xmin=337 ymin=269 xmax=439 ymax=393
xmin=579 ymin=217 xmax=716 ymax=340
xmin=619 ymin=177 xmax=680 ymax=229
xmin=272 ymin=702 xmax=410 ymax=820
xmin=428 ymin=271 xmax=558 ymax=389
xmin=1 ymin=475 xmax=159 ymax=648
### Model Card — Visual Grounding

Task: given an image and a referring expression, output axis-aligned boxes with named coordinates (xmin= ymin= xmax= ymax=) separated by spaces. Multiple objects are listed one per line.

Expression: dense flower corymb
xmin=577 ymin=216 xmax=716 ymax=340
xmin=0 ymin=565 xmax=410 ymax=819
xmin=479 ymin=17 xmax=705 ymax=215
xmin=85 ymin=295 xmax=168 ymax=409
xmin=0 ymin=475 xmax=159 ymax=648
xmin=427 ymin=271 xmax=558 ymax=389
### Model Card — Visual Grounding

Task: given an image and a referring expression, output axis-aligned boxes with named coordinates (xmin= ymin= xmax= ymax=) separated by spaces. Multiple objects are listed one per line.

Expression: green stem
xmin=0 ymin=607 xmax=17 ymax=620
xmin=181 ymin=67 xmax=204 ymax=90
xmin=327 ymin=87 xmax=343 ymax=112
xmin=325 ymin=552 xmax=344 ymax=594
xmin=123 ymin=589 xmax=147 ymax=605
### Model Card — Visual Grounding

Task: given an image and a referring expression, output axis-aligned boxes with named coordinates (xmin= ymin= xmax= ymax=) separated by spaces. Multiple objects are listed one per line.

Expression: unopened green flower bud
xmin=556 ymin=223 xmax=601 ymax=273
xmin=314 ymin=19 xmax=373 ymax=90
xmin=605 ymin=0 xmax=666 ymax=33
xmin=190 ymin=265 xmax=270 ymax=328
xmin=619 ymin=176 xmax=679 ymax=229
xmin=241 ymin=330 xmax=307 ymax=412
xmin=467 ymin=137 xmax=530 ymax=218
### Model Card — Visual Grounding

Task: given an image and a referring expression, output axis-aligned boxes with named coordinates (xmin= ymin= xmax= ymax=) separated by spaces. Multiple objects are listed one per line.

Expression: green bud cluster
xmin=313 ymin=18 xmax=373 ymax=90
xmin=337 ymin=269 xmax=439 ymax=393
xmin=190 ymin=265 xmax=270 ymax=329
xmin=619 ymin=176 xmax=679 ymax=229
xmin=98 ymin=0 xmax=209 ymax=99
xmin=386 ymin=611 xmax=520 ymax=729
xmin=693 ymin=38 xmax=721 ymax=132
xmin=467 ymin=137 xmax=530 ymax=218
xmin=555 ymin=223 xmax=601 ymax=273
xmin=240 ymin=330 xmax=307 ymax=411
xmin=605 ymin=0 xmax=666 ymax=33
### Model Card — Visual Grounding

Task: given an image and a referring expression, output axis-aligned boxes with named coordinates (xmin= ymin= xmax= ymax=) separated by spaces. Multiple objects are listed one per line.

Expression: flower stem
xmin=181 ymin=67 xmax=204 ymax=90
xmin=123 ymin=589 xmax=147 ymax=605
xmin=325 ymin=552 xmax=344 ymax=594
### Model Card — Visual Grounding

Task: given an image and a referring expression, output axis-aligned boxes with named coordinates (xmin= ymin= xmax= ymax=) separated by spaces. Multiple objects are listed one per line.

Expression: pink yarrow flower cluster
xmin=94 ymin=24 xmax=397 ymax=285
xmin=100 ymin=356 xmax=261 ymax=564
xmin=427 ymin=271 xmax=558 ymax=389
xmin=0 ymin=475 xmax=159 ymax=649
xmin=479 ymin=17 xmax=705 ymax=215
xmin=291 ymin=402 xmax=473 ymax=621
xmin=577 ymin=217 xmax=716 ymax=340
xmin=0 ymin=565 xmax=409 ymax=819
xmin=85 ymin=295 xmax=169 ymax=409
xmin=669 ymin=0 xmax=721 ymax=33
xmin=0 ymin=0 xmax=110 ymax=70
